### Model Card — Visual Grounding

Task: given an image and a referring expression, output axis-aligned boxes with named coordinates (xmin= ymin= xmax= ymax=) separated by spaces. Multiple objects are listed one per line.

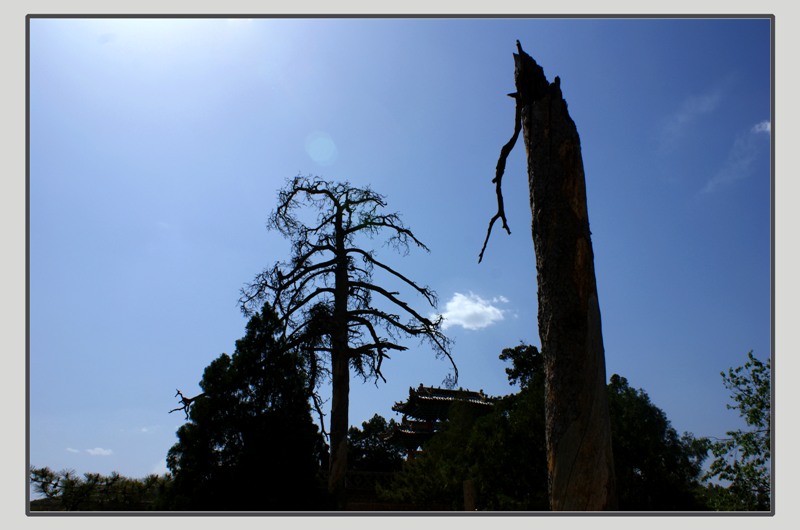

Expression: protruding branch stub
xmin=169 ymin=389 xmax=206 ymax=420
xmin=512 ymin=40 xmax=551 ymax=107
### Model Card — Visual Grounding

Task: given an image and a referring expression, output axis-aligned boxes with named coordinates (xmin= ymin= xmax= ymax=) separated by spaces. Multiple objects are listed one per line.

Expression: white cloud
xmin=65 ymin=447 xmax=80 ymax=453
xmin=437 ymin=292 xmax=508 ymax=331
xmin=702 ymin=120 xmax=770 ymax=194
xmin=660 ymin=88 xmax=723 ymax=151
xmin=86 ymin=447 xmax=113 ymax=456
xmin=752 ymin=120 xmax=771 ymax=134
xmin=676 ymin=90 xmax=722 ymax=120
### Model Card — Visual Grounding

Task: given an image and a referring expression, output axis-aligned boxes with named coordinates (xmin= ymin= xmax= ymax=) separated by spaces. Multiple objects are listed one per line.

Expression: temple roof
xmin=391 ymin=384 xmax=496 ymax=421
xmin=386 ymin=419 xmax=437 ymax=449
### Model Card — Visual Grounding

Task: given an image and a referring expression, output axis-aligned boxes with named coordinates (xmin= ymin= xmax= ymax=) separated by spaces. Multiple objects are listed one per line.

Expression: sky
xmin=26 ymin=15 xmax=772 ymax=487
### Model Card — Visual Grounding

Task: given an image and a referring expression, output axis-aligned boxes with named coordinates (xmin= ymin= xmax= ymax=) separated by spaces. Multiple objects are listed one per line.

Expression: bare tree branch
xmin=273 ymin=266 xmax=337 ymax=327
xmin=347 ymin=247 xmax=437 ymax=307
xmin=169 ymin=389 xmax=206 ymax=420
xmin=349 ymin=307 xmax=454 ymax=379
xmin=349 ymin=280 xmax=435 ymax=327
xmin=275 ymin=286 xmax=336 ymax=326
xmin=277 ymin=252 xmax=336 ymax=286
xmin=479 ymin=92 xmax=522 ymax=263
xmin=240 ymin=175 xmax=456 ymax=505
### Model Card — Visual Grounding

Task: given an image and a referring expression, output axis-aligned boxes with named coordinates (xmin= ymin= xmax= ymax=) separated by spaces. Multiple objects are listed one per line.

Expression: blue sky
xmin=27 ymin=16 xmax=771 ymax=483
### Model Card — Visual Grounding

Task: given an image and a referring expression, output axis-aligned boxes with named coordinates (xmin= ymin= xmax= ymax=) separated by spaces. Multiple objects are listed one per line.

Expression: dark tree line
xmin=607 ymin=374 xmax=709 ymax=510
xmin=30 ymin=345 xmax=769 ymax=512
xmin=381 ymin=344 xmax=710 ymax=511
xmin=29 ymin=467 xmax=172 ymax=511
xmin=165 ymin=302 xmax=328 ymax=510
xmin=348 ymin=414 xmax=405 ymax=473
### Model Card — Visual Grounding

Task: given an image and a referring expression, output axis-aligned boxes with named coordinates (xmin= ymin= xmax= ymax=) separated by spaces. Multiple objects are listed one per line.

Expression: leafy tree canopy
xmin=348 ymin=414 xmax=404 ymax=473
xmin=166 ymin=302 xmax=328 ymax=510
xmin=607 ymin=374 xmax=709 ymax=510
xmin=29 ymin=466 xmax=171 ymax=511
xmin=382 ymin=344 xmax=549 ymax=510
xmin=703 ymin=351 xmax=771 ymax=511
xmin=382 ymin=343 xmax=710 ymax=511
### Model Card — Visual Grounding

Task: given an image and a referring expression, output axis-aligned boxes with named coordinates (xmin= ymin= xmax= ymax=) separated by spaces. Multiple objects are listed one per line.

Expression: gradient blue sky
xmin=27 ymin=16 xmax=771 ymax=483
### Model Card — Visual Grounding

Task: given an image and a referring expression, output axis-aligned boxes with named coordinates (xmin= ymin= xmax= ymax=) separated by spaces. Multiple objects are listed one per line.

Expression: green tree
xmin=380 ymin=400 xmax=499 ymax=510
xmin=607 ymin=375 xmax=709 ymax=510
xmin=29 ymin=466 xmax=172 ymax=511
xmin=344 ymin=414 xmax=405 ymax=506
xmin=382 ymin=343 xmax=710 ymax=511
xmin=348 ymin=414 xmax=404 ymax=473
xmin=382 ymin=344 xmax=549 ymax=510
xmin=472 ymin=343 xmax=550 ymax=510
xmin=704 ymin=351 xmax=771 ymax=511
xmin=239 ymin=175 xmax=455 ymax=507
xmin=166 ymin=303 xmax=327 ymax=510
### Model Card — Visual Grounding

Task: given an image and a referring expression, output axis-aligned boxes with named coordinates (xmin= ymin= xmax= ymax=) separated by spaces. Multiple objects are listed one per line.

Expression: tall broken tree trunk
xmin=481 ymin=41 xmax=617 ymax=510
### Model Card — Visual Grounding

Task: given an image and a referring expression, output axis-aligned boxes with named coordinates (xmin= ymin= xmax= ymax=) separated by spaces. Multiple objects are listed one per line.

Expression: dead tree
xmin=482 ymin=41 xmax=617 ymax=510
xmin=169 ymin=389 xmax=206 ymax=420
xmin=240 ymin=175 xmax=455 ymax=509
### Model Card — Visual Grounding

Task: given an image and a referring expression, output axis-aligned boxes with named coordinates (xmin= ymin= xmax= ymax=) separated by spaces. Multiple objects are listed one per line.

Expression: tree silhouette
xmin=382 ymin=344 xmax=709 ymax=511
xmin=29 ymin=466 xmax=172 ymax=511
xmin=166 ymin=303 xmax=327 ymax=510
xmin=240 ymin=175 xmax=455 ymax=508
xmin=348 ymin=414 xmax=404 ymax=473
xmin=608 ymin=375 xmax=709 ymax=510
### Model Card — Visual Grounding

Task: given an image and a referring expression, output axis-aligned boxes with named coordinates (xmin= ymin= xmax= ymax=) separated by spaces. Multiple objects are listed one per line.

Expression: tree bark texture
xmin=515 ymin=43 xmax=617 ymax=510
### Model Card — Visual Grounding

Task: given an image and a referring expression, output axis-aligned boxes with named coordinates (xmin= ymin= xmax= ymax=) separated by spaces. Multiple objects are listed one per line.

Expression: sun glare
xmin=80 ymin=18 xmax=253 ymax=55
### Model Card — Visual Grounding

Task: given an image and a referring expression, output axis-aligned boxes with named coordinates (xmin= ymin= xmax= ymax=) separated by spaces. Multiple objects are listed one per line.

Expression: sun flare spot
xmin=305 ymin=131 xmax=339 ymax=166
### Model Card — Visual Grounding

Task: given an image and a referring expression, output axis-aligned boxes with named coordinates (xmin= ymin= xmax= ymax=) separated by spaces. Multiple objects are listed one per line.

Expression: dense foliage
xmin=348 ymin=414 xmax=405 ymax=473
xmin=380 ymin=344 xmax=549 ymax=510
xmin=381 ymin=343 xmax=710 ymax=511
xmin=703 ymin=351 xmax=771 ymax=511
xmin=165 ymin=303 xmax=328 ymax=510
xmin=607 ymin=374 xmax=709 ymax=510
xmin=32 ymin=343 xmax=769 ymax=511
xmin=29 ymin=467 xmax=171 ymax=511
